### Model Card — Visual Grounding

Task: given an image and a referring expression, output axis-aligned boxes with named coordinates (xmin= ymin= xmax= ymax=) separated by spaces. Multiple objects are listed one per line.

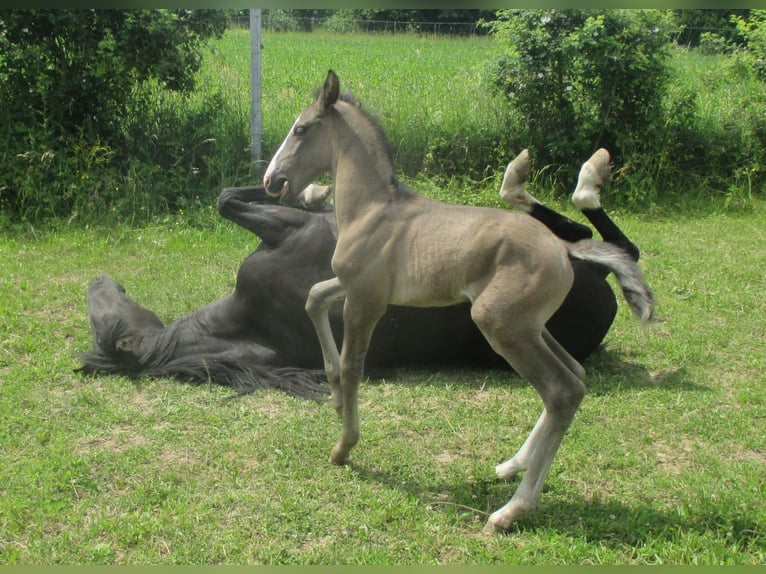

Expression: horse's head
xmin=78 ymin=274 xmax=165 ymax=373
xmin=263 ymin=70 xmax=340 ymax=205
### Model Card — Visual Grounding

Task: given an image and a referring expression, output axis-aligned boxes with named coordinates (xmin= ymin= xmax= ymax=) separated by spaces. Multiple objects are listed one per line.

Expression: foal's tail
xmin=566 ymin=239 xmax=655 ymax=323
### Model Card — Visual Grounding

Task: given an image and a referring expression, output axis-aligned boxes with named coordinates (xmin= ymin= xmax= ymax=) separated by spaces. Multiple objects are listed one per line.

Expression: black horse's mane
xmin=77 ymin=318 xmax=328 ymax=401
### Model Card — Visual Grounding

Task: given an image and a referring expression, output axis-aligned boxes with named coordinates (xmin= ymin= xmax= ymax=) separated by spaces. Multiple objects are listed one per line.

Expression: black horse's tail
xmin=566 ymin=239 xmax=655 ymax=324
xmin=76 ymin=352 xmax=329 ymax=401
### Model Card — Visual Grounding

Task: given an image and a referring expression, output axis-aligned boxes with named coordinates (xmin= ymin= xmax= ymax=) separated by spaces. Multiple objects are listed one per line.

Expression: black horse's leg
xmin=578 ymin=208 xmax=640 ymax=262
xmin=527 ymin=203 xmax=593 ymax=243
xmin=498 ymin=151 xmax=593 ymax=243
xmin=571 ymin=150 xmax=640 ymax=262
xmin=219 ymin=185 xmax=280 ymax=205
xmin=217 ymin=186 xmax=318 ymax=246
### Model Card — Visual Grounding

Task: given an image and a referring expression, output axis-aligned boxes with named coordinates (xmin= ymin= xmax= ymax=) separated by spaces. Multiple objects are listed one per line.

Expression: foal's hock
xmin=264 ymin=69 xmax=654 ymax=533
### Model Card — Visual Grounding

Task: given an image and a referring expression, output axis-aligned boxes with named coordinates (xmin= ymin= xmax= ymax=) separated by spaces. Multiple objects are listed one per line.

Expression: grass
xmin=1 ymin=25 xmax=765 ymax=566
xmin=1 ymin=192 xmax=764 ymax=564
xmin=197 ymin=29 xmax=766 ymax=208
xmin=184 ymin=28 xmax=516 ymax=190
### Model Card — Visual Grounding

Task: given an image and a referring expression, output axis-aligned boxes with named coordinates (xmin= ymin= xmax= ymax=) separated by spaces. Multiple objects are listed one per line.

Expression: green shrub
xmin=698 ymin=31 xmax=736 ymax=55
xmin=733 ymin=9 xmax=766 ymax=79
xmin=487 ymin=9 xmax=675 ymax=189
xmin=0 ymin=9 xmax=228 ymax=222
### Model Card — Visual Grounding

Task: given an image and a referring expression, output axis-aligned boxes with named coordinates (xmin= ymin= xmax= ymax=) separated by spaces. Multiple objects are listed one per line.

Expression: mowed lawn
xmin=1 ymin=194 xmax=764 ymax=564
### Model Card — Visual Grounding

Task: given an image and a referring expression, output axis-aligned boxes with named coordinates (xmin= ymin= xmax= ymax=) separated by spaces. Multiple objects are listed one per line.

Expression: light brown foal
xmin=264 ymin=70 xmax=653 ymax=533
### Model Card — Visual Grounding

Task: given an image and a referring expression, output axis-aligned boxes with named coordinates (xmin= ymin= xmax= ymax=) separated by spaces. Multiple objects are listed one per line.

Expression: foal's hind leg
xmin=487 ymin=338 xmax=585 ymax=532
xmin=471 ymin=303 xmax=586 ymax=533
xmin=495 ymin=328 xmax=586 ymax=481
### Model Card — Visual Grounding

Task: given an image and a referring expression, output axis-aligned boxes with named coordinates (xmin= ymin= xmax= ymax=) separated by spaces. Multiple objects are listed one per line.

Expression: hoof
xmin=299 ymin=183 xmax=332 ymax=210
xmin=573 ymin=148 xmax=611 ymax=211
xmin=499 ymin=149 xmax=537 ymax=211
xmin=484 ymin=498 xmax=535 ymax=533
xmin=482 ymin=518 xmax=506 ymax=535
xmin=329 ymin=444 xmax=350 ymax=465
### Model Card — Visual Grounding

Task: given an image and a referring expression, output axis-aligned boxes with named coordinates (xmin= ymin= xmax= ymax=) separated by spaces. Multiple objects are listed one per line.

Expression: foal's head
xmin=264 ymin=69 xmax=395 ymax=205
xmin=263 ymin=70 xmax=343 ymax=205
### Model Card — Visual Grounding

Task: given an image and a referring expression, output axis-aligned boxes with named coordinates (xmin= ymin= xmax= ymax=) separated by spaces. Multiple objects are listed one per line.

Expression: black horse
xmin=78 ymin=158 xmax=640 ymax=399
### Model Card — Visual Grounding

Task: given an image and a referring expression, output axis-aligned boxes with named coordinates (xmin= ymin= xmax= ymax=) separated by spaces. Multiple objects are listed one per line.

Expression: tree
xmin=733 ymin=10 xmax=766 ymax=79
xmin=0 ymin=9 xmax=227 ymax=143
xmin=487 ymin=9 xmax=674 ymax=178
xmin=673 ymin=9 xmax=747 ymax=47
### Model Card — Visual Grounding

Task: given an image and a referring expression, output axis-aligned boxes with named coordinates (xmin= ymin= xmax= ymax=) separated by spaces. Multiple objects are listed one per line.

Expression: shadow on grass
xmin=349 ymin=463 xmax=762 ymax=552
xmin=496 ymin=493 xmax=763 ymax=553
xmin=367 ymin=346 xmax=709 ymax=395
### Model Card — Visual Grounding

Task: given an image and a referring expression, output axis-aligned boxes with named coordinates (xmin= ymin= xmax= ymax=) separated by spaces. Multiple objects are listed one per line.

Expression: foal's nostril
xmin=264 ymin=175 xmax=288 ymax=198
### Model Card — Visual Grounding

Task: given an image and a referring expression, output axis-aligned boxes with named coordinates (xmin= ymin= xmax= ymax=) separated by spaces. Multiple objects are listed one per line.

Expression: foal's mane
xmin=329 ymin=90 xmax=416 ymax=199
xmin=336 ymin=91 xmax=395 ymax=163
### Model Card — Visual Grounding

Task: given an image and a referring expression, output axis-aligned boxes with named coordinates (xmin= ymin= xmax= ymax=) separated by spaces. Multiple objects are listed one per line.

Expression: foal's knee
xmin=545 ymin=378 xmax=586 ymax=420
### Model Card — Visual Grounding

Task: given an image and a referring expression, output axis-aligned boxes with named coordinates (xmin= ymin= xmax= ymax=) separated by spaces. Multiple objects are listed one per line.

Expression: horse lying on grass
xmin=262 ymin=70 xmax=653 ymax=532
xmin=78 ymin=142 xmax=642 ymax=402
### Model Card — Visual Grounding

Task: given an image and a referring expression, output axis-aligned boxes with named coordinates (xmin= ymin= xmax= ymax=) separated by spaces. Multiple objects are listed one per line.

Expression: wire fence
xmin=229 ymin=12 xmax=744 ymax=43
xmin=229 ymin=14 xmax=483 ymax=36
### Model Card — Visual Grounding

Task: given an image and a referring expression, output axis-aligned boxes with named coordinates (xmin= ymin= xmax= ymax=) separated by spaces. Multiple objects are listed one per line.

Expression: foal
xmin=263 ymin=70 xmax=654 ymax=533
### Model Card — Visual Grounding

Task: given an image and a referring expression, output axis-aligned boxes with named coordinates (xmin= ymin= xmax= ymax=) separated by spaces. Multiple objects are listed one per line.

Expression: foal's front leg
xmin=330 ymin=296 xmax=386 ymax=465
xmin=305 ymin=278 xmax=347 ymax=414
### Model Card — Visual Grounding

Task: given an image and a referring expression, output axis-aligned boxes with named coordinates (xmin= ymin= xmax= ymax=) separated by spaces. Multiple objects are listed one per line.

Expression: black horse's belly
xmin=367 ymin=303 xmax=507 ymax=369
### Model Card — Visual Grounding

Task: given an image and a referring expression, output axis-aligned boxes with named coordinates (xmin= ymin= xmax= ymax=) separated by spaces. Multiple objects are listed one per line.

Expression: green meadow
xmin=0 ymin=29 xmax=764 ymax=564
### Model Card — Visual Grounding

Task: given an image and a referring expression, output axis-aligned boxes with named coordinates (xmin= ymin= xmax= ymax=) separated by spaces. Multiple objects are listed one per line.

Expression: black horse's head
xmin=77 ymin=274 xmax=165 ymax=375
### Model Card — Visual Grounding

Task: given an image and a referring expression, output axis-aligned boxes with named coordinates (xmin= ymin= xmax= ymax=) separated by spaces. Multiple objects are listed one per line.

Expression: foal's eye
xmin=294 ymin=125 xmax=307 ymax=136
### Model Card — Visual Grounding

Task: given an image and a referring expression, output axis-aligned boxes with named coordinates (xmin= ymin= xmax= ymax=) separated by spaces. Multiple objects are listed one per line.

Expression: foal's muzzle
xmin=263 ymin=173 xmax=288 ymax=198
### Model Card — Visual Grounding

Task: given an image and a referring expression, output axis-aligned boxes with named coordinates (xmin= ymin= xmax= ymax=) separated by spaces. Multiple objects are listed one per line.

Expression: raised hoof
xmin=499 ymin=149 xmax=537 ymax=210
xmin=572 ymin=148 xmax=611 ymax=211
xmin=299 ymin=183 xmax=332 ymax=211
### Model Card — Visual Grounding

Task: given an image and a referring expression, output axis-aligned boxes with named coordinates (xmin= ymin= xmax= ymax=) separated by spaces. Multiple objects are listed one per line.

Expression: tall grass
xmin=132 ymin=29 xmax=766 ymax=214
xmin=2 ymin=29 xmax=765 ymax=226
xmin=617 ymin=46 xmax=766 ymax=209
xmin=188 ymin=29 xmax=766 ymax=214
xmin=207 ymin=29 xmax=514 ymax=180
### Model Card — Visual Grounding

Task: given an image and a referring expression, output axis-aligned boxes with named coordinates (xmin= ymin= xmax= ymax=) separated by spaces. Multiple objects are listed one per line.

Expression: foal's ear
xmin=319 ymin=69 xmax=340 ymax=110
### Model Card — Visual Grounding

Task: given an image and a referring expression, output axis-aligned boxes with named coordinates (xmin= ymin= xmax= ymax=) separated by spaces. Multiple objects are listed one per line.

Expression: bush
xmin=0 ymin=9 xmax=228 ymax=222
xmin=733 ymin=9 xmax=766 ymax=79
xmin=673 ymin=9 xmax=747 ymax=47
xmin=487 ymin=9 xmax=675 ymax=189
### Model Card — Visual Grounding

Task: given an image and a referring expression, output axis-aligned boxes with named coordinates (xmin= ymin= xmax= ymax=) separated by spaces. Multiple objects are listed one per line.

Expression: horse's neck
xmin=131 ymin=323 xmax=178 ymax=368
xmin=332 ymin=111 xmax=397 ymax=227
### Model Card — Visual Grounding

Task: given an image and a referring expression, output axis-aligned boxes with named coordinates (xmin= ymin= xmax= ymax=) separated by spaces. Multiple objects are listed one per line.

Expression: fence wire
xmin=229 ymin=15 xmax=482 ymax=36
